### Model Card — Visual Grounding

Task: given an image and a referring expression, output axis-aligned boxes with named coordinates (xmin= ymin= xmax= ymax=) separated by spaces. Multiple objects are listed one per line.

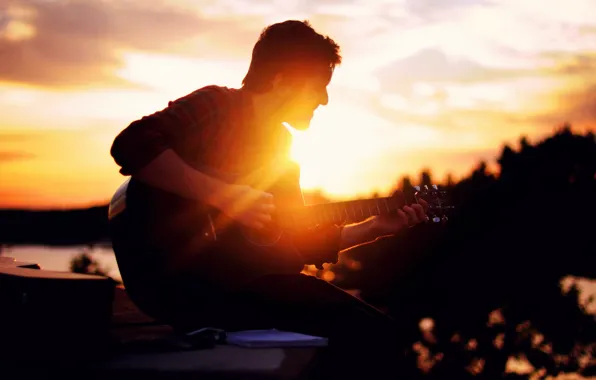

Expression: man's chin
xmin=291 ymin=122 xmax=311 ymax=131
xmin=285 ymin=116 xmax=313 ymax=131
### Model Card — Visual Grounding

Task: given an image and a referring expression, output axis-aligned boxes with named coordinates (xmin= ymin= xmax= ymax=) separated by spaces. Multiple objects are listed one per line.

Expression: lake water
xmin=2 ymin=245 xmax=122 ymax=282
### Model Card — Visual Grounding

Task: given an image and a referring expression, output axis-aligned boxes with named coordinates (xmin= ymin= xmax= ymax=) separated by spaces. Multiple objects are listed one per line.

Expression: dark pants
xmin=160 ymin=274 xmax=415 ymax=379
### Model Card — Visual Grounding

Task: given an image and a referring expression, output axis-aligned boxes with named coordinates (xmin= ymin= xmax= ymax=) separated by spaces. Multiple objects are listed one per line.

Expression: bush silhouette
xmin=328 ymin=125 xmax=595 ymax=378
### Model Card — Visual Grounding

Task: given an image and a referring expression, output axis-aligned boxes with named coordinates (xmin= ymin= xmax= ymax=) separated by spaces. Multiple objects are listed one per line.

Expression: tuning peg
xmin=424 ymin=185 xmax=429 ymax=191
xmin=414 ymin=186 xmax=421 ymax=192
xmin=432 ymin=184 xmax=439 ymax=190
xmin=432 ymin=216 xmax=441 ymax=223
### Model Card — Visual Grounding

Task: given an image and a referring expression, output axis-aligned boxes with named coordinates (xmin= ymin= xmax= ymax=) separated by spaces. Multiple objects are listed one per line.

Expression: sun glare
xmin=283 ymin=105 xmax=402 ymax=198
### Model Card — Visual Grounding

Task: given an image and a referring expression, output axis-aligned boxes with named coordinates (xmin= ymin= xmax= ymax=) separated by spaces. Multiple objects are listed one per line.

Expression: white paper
xmin=226 ymin=329 xmax=328 ymax=348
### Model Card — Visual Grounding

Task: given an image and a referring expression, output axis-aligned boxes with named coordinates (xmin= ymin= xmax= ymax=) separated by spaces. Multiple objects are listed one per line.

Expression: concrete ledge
xmin=95 ymin=345 xmax=319 ymax=379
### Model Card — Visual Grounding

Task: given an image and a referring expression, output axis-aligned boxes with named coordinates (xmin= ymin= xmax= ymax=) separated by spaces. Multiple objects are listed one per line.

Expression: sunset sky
xmin=1 ymin=0 xmax=595 ymax=209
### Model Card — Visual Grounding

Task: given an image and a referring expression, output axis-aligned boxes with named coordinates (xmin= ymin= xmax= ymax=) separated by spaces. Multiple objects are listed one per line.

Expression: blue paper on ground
xmin=226 ymin=329 xmax=328 ymax=348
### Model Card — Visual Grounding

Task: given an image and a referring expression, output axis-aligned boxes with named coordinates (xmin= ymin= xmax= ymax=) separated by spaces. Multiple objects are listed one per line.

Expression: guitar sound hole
xmin=241 ymin=225 xmax=283 ymax=246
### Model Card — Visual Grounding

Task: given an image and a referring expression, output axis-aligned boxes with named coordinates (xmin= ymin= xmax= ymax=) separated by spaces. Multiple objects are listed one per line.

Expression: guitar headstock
xmin=413 ymin=184 xmax=454 ymax=223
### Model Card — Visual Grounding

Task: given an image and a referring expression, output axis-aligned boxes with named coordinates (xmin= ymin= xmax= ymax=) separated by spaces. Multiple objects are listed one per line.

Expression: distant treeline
xmin=0 ymin=206 xmax=110 ymax=246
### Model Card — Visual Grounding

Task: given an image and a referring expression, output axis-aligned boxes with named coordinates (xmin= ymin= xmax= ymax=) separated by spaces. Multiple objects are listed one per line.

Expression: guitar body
xmin=108 ymin=157 xmax=452 ymax=318
xmin=108 ymin=163 xmax=306 ymax=314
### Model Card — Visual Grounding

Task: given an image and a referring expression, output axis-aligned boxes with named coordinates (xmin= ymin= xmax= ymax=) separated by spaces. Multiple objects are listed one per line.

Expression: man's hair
xmin=242 ymin=20 xmax=342 ymax=92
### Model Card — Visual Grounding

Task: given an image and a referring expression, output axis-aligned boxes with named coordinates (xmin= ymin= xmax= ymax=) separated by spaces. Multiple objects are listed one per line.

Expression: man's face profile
xmin=277 ymin=68 xmax=332 ymax=131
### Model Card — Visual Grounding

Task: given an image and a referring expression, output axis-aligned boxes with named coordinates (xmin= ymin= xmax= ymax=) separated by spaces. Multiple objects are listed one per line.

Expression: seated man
xmin=110 ymin=20 xmax=428 ymax=378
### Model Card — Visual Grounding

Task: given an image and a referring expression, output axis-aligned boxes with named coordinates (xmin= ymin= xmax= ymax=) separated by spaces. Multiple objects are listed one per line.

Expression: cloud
xmin=309 ymin=0 xmax=488 ymax=25
xmin=0 ymin=132 xmax=39 ymax=142
xmin=371 ymin=82 xmax=596 ymax=150
xmin=544 ymin=52 xmax=596 ymax=76
xmin=531 ymin=85 xmax=596 ymax=130
xmin=375 ymin=48 xmax=526 ymax=92
xmin=0 ymin=151 xmax=35 ymax=162
xmin=370 ymin=42 xmax=596 ymax=145
xmin=0 ymin=0 xmax=264 ymax=89
xmin=0 ymin=0 xmax=499 ymax=92
xmin=567 ymin=86 xmax=596 ymax=123
xmin=402 ymin=0 xmax=492 ymax=21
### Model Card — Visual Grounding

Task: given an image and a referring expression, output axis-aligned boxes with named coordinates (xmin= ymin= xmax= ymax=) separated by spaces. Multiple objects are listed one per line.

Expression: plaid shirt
xmin=111 ymin=85 xmax=341 ymax=271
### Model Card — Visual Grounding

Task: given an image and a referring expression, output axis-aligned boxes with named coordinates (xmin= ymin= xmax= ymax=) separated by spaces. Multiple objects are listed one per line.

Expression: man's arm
xmin=111 ymin=88 xmax=222 ymax=187
xmin=338 ymin=218 xmax=384 ymax=251
xmin=280 ymin=165 xmax=427 ymax=267
xmin=277 ymin=164 xmax=384 ymax=267
xmin=110 ymin=87 xmax=274 ymax=229
xmin=289 ymin=217 xmax=383 ymax=268
xmin=126 ymin=149 xmax=225 ymax=205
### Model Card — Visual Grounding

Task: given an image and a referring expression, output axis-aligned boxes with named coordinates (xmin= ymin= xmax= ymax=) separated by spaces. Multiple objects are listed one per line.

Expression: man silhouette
xmin=111 ymin=20 xmax=428 ymax=378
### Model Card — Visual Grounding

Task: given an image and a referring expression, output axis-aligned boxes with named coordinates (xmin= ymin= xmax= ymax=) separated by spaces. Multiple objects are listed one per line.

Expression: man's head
xmin=242 ymin=20 xmax=342 ymax=130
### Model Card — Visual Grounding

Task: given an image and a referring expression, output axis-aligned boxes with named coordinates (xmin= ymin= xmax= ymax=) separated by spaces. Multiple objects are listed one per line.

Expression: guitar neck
xmin=280 ymin=197 xmax=408 ymax=229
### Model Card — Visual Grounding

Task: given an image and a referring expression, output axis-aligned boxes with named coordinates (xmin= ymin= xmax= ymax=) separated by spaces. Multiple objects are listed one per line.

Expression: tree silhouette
xmin=69 ymin=251 xmax=121 ymax=285
xmin=420 ymin=169 xmax=433 ymax=188
xmin=328 ymin=126 xmax=595 ymax=379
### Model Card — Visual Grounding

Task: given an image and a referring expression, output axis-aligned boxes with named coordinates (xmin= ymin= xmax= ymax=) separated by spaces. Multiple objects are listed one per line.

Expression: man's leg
xmin=242 ymin=274 xmax=396 ymax=338
xmin=155 ymin=273 xmax=416 ymax=379
xmin=239 ymin=274 xmax=414 ymax=379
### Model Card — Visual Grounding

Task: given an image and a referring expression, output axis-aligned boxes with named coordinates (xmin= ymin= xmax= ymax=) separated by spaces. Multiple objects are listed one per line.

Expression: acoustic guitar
xmin=107 ymin=162 xmax=452 ymax=307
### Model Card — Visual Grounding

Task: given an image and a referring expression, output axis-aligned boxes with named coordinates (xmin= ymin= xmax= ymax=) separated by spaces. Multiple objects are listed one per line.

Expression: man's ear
xmin=270 ymin=73 xmax=296 ymax=96
xmin=270 ymin=73 xmax=283 ymax=89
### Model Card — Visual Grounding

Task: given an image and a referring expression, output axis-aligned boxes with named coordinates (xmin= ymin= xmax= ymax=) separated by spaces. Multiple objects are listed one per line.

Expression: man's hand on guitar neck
xmin=371 ymin=199 xmax=429 ymax=236
xmin=338 ymin=197 xmax=430 ymax=251
xmin=210 ymin=184 xmax=276 ymax=230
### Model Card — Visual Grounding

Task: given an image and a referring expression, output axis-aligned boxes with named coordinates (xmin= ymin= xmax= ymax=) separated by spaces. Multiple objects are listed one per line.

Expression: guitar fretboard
xmin=279 ymin=197 xmax=409 ymax=229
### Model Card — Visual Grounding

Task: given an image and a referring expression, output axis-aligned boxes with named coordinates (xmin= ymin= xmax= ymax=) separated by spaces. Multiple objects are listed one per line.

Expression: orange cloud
xmin=534 ymin=85 xmax=596 ymax=132
xmin=0 ymin=0 xmax=264 ymax=89
xmin=546 ymin=52 xmax=596 ymax=76
xmin=0 ymin=151 xmax=35 ymax=162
